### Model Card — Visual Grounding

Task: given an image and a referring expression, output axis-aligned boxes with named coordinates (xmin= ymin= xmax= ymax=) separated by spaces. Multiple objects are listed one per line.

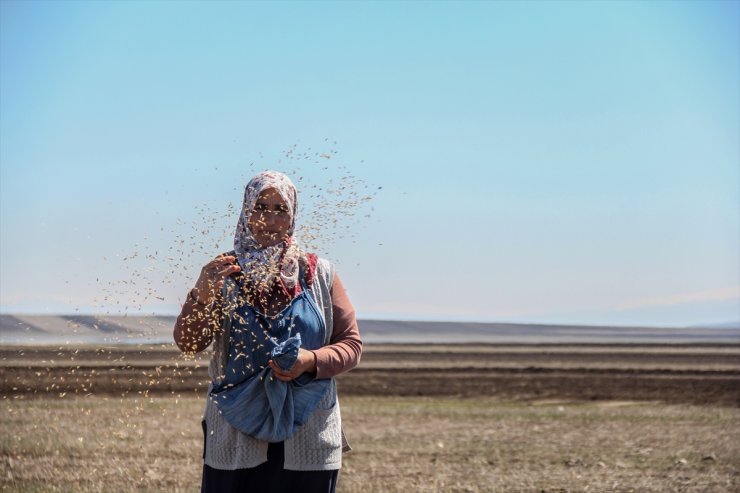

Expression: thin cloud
xmin=617 ymin=286 xmax=740 ymax=310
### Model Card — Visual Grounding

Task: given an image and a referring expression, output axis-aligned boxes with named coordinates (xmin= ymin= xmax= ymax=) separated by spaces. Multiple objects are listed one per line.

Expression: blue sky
xmin=1 ymin=0 xmax=738 ymax=327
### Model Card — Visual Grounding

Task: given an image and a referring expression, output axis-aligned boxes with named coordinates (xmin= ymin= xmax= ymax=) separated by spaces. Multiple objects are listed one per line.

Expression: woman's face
xmin=248 ymin=187 xmax=292 ymax=248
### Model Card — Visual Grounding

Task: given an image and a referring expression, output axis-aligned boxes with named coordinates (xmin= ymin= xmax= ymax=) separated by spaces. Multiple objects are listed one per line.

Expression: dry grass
xmin=1 ymin=395 xmax=202 ymax=493
xmin=1 ymin=395 xmax=738 ymax=493
xmin=340 ymin=397 xmax=740 ymax=492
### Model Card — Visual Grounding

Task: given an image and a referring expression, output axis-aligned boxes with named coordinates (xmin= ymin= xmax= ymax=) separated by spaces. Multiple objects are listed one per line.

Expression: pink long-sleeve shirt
xmin=174 ymin=270 xmax=362 ymax=379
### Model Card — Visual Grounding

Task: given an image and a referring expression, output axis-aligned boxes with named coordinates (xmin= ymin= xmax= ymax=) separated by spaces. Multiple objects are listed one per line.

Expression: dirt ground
xmin=1 ymin=343 xmax=738 ymax=405
xmin=1 ymin=343 xmax=738 ymax=492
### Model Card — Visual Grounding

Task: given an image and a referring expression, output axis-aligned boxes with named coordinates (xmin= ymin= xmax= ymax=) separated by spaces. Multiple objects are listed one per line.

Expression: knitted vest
xmin=202 ymin=257 xmax=344 ymax=471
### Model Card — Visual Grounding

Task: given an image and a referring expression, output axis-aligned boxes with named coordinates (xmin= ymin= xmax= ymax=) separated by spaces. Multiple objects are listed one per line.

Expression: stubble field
xmin=1 ymin=343 xmax=738 ymax=492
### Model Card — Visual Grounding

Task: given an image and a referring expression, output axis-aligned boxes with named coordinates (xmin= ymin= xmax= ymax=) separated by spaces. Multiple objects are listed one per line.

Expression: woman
xmin=174 ymin=170 xmax=362 ymax=493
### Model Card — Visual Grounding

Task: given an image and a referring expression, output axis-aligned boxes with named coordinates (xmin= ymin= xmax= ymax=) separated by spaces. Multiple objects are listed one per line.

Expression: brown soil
xmin=1 ymin=344 xmax=738 ymax=406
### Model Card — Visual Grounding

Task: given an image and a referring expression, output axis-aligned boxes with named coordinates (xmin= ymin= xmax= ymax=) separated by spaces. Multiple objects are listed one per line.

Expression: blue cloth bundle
xmin=212 ymin=333 xmax=331 ymax=442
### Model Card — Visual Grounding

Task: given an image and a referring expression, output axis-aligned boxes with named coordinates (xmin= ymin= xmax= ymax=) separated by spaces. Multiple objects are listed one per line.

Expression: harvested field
xmin=1 ymin=395 xmax=738 ymax=492
xmin=1 ymin=343 xmax=738 ymax=491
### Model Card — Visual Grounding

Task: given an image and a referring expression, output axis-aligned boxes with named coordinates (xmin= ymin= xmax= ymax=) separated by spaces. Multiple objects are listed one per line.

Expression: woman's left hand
xmin=268 ymin=349 xmax=317 ymax=382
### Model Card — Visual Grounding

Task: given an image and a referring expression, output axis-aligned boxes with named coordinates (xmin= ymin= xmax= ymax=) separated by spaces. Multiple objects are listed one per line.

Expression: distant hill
xmin=356 ymin=319 xmax=740 ymax=344
xmin=2 ymin=314 xmax=738 ymax=345
xmin=687 ymin=321 xmax=740 ymax=330
xmin=0 ymin=314 xmax=176 ymax=345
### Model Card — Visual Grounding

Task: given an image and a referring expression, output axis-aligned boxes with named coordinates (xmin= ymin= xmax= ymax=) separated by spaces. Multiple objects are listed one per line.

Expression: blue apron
xmin=209 ymin=275 xmax=332 ymax=443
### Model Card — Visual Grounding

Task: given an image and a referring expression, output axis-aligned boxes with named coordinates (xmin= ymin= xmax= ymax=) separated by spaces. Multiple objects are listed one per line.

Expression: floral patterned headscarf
xmin=234 ymin=171 xmax=301 ymax=294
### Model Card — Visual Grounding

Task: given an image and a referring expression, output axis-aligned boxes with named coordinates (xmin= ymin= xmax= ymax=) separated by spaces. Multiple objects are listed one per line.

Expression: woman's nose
xmin=264 ymin=211 xmax=278 ymax=225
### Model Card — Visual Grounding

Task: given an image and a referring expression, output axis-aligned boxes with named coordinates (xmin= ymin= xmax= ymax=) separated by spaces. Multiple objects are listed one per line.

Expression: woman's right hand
xmin=192 ymin=255 xmax=241 ymax=305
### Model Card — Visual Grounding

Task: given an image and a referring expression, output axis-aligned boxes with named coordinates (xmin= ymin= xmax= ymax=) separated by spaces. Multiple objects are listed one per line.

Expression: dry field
xmin=1 ymin=395 xmax=738 ymax=493
xmin=1 ymin=343 xmax=739 ymax=492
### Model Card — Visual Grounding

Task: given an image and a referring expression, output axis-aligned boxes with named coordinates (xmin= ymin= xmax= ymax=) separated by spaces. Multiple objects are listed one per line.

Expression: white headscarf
xmin=234 ymin=171 xmax=301 ymax=294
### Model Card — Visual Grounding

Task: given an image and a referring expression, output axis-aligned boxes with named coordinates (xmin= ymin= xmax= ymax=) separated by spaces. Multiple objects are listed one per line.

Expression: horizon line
xmin=0 ymin=311 xmax=738 ymax=331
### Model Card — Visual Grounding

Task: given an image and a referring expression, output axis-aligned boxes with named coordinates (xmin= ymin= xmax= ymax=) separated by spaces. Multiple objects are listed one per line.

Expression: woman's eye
xmin=252 ymin=203 xmax=289 ymax=215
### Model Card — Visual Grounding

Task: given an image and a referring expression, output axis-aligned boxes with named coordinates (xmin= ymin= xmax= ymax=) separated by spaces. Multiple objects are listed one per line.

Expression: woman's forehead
xmin=255 ymin=187 xmax=284 ymax=202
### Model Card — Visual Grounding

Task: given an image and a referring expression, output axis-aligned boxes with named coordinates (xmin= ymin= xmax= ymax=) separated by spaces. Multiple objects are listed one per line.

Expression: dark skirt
xmin=200 ymin=441 xmax=339 ymax=493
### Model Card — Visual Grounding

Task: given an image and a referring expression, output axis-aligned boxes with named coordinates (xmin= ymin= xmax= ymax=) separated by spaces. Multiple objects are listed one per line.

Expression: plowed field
xmin=1 ymin=344 xmax=738 ymax=405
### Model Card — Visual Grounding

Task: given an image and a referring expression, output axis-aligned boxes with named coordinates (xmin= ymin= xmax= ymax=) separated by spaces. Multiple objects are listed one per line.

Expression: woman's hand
xmin=192 ymin=255 xmax=241 ymax=305
xmin=268 ymin=349 xmax=317 ymax=382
